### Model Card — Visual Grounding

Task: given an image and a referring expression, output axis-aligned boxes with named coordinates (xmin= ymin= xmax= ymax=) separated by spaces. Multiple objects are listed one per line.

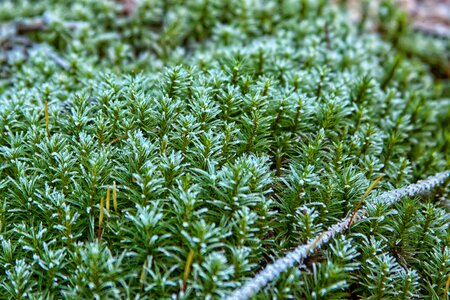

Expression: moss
xmin=0 ymin=0 xmax=449 ymax=299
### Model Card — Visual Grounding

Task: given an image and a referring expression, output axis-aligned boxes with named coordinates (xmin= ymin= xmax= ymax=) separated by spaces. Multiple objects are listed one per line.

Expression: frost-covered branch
xmin=228 ymin=171 xmax=450 ymax=300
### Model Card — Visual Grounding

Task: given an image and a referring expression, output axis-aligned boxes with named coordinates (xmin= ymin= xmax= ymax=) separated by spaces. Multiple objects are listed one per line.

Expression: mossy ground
xmin=0 ymin=0 xmax=449 ymax=299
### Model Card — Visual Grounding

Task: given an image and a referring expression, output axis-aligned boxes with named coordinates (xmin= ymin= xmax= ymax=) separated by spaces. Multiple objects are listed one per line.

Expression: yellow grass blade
xmin=349 ymin=174 xmax=385 ymax=227
xmin=182 ymin=249 xmax=195 ymax=292
xmin=106 ymin=185 xmax=111 ymax=212
xmin=140 ymin=258 xmax=147 ymax=284
xmin=110 ymin=134 xmax=128 ymax=145
xmin=44 ymin=101 xmax=50 ymax=138
xmin=113 ymin=181 xmax=118 ymax=211
xmin=97 ymin=197 xmax=104 ymax=240
xmin=444 ymin=273 xmax=450 ymax=300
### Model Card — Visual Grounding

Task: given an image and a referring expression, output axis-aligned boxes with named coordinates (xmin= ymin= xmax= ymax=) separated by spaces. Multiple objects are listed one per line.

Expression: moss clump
xmin=0 ymin=0 xmax=449 ymax=299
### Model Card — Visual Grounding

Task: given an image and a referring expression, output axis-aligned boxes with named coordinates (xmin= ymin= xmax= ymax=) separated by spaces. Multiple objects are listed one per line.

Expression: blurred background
xmin=1 ymin=0 xmax=450 ymax=91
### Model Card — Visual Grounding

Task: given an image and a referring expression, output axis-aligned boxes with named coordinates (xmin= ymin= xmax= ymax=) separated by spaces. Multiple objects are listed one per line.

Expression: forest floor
xmin=336 ymin=0 xmax=450 ymax=37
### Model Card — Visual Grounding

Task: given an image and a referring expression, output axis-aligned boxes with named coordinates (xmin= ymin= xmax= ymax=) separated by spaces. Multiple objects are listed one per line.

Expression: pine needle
xmin=349 ymin=174 xmax=385 ymax=227
xmin=97 ymin=197 xmax=104 ymax=241
xmin=182 ymin=249 xmax=195 ymax=292
xmin=113 ymin=181 xmax=118 ymax=212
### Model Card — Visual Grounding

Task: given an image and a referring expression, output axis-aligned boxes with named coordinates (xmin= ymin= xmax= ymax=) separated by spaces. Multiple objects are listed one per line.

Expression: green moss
xmin=0 ymin=0 xmax=449 ymax=299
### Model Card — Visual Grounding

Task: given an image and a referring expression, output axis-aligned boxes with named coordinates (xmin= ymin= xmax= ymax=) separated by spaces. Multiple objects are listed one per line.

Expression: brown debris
xmin=119 ymin=0 xmax=137 ymax=17
xmin=0 ymin=16 xmax=87 ymax=76
xmin=403 ymin=0 xmax=450 ymax=36
xmin=333 ymin=0 xmax=450 ymax=37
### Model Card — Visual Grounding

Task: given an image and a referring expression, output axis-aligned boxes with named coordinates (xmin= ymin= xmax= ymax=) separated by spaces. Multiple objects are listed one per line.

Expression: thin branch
xmin=227 ymin=171 xmax=450 ymax=300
